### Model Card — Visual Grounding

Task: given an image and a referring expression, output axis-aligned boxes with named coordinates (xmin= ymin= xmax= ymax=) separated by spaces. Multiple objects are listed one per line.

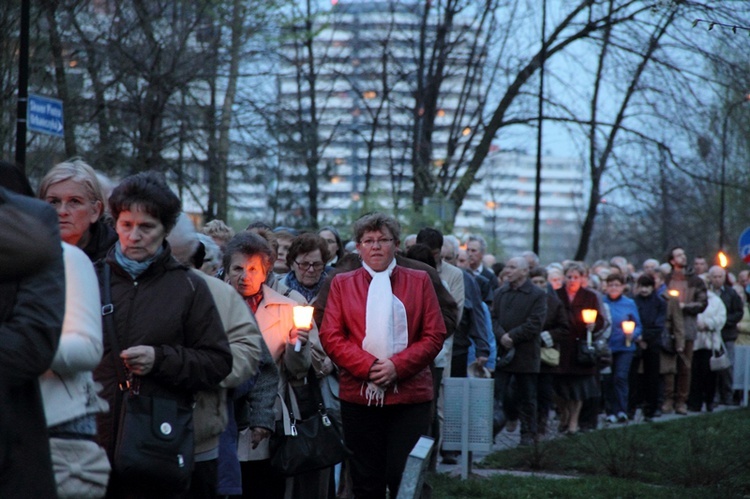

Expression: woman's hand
xmin=369 ymin=359 xmax=397 ymax=388
xmin=251 ymin=427 xmax=272 ymax=449
xmin=318 ymin=356 xmax=334 ymax=377
xmin=121 ymin=345 xmax=156 ymax=375
xmin=290 ymin=327 xmax=309 ymax=346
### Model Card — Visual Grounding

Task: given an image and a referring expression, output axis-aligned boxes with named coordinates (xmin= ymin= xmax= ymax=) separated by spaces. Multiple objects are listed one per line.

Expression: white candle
xmin=293 ymin=306 xmax=314 ymax=351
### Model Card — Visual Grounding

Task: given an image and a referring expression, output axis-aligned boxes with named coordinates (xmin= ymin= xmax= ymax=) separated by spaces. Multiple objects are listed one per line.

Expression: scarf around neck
xmin=283 ymin=270 xmax=327 ymax=303
xmin=114 ymin=242 xmax=163 ymax=279
xmin=361 ymin=258 xmax=406 ymax=406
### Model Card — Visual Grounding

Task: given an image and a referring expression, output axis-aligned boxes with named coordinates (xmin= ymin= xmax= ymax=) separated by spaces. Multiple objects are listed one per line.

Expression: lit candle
xmin=622 ymin=320 xmax=636 ymax=347
xmin=582 ymin=309 xmax=597 ymax=345
xmin=668 ymin=289 xmax=679 ymax=298
xmin=718 ymin=251 xmax=729 ymax=269
xmin=292 ymin=306 xmax=314 ymax=351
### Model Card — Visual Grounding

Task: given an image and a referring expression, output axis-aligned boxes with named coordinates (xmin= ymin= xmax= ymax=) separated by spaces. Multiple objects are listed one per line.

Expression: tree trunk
xmin=43 ymin=0 xmax=77 ymax=157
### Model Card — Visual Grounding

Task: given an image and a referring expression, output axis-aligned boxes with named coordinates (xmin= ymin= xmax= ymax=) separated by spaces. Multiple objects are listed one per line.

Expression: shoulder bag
xmin=660 ymin=328 xmax=676 ymax=354
xmin=576 ymin=338 xmax=597 ymax=367
xmin=101 ymin=264 xmax=195 ymax=493
xmin=709 ymin=336 xmax=732 ymax=372
xmin=269 ymin=369 xmax=350 ymax=476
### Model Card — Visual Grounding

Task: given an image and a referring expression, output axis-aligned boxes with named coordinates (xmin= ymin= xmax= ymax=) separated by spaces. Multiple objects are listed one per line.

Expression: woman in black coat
xmin=554 ymin=262 xmax=605 ymax=434
xmin=94 ymin=172 xmax=232 ymax=497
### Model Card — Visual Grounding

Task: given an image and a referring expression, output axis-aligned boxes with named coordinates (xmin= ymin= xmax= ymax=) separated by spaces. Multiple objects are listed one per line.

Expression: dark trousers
xmin=717 ymin=340 xmax=735 ymax=403
xmin=628 ymin=344 xmax=661 ymax=416
xmin=341 ymin=400 xmax=431 ymax=499
xmin=188 ymin=460 xmax=218 ymax=499
xmin=536 ymin=373 xmax=555 ymax=433
xmin=689 ymin=349 xmax=717 ymax=410
xmin=240 ymin=459 xmax=285 ymax=499
xmin=495 ymin=371 xmax=538 ymax=438
xmin=641 ymin=344 xmax=661 ymax=415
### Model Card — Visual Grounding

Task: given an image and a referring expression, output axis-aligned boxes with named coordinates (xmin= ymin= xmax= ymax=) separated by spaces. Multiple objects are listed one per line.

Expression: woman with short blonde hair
xmin=39 ymin=158 xmax=116 ymax=261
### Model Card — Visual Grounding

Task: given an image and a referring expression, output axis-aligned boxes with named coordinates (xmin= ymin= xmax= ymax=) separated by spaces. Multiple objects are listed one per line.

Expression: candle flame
xmin=718 ymin=251 xmax=729 ymax=268
xmin=622 ymin=320 xmax=636 ymax=335
xmin=582 ymin=309 xmax=598 ymax=324
xmin=668 ymin=289 xmax=679 ymax=297
xmin=293 ymin=306 xmax=314 ymax=330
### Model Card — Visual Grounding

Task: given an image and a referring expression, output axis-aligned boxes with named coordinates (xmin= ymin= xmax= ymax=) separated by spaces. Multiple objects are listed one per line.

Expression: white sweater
xmin=39 ymin=243 xmax=108 ymax=427
xmin=694 ymin=290 xmax=727 ymax=352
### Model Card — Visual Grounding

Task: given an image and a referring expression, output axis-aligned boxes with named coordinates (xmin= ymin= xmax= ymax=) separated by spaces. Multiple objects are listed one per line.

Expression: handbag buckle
xmin=321 ymin=413 xmax=332 ymax=427
xmin=290 ymin=421 xmax=298 ymax=437
xmin=101 ymin=304 xmax=114 ymax=316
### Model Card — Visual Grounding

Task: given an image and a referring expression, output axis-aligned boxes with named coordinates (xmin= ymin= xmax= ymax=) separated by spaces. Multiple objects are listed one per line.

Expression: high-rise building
xmin=272 ymin=0 xmax=481 ymax=227
xmin=455 ymin=149 xmax=586 ymax=261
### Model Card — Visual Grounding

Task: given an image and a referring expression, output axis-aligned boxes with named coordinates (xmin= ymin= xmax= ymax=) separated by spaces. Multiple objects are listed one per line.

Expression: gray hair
xmin=521 ymin=250 xmax=540 ymax=267
xmin=352 ymin=213 xmax=401 ymax=244
xmin=197 ymin=233 xmax=222 ymax=276
xmin=443 ymin=234 xmax=460 ymax=254
xmin=466 ymin=234 xmax=487 ymax=253
xmin=166 ymin=213 xmax=199 ymax=266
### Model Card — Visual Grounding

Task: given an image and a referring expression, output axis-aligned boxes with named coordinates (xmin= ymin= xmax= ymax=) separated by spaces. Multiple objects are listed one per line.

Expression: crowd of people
xmin=2 ymin=157 xmax=749 ymax=499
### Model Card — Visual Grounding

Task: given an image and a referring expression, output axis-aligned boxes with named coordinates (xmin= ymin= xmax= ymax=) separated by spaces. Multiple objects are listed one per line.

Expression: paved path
xmin=436 ymin=403 xmax=743 ymax=479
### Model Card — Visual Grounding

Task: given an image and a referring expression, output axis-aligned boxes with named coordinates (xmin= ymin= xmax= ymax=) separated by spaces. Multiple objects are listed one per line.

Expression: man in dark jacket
xmin=708 ymin=265 xmax=744 ymax=405
xmin=491 ymin=256 xmax=546 ymax=446
xmin=529 ymin=267 xmax=569 ymax=434
xmin=0 ymin=185 xmax=65 ymax=498
xmin=633 ymin=274 xmax=667 ymax=419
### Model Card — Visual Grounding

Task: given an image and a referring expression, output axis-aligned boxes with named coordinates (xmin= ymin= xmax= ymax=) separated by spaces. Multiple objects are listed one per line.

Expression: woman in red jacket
xmin=319 ymin=213 xmax=446 ymax=499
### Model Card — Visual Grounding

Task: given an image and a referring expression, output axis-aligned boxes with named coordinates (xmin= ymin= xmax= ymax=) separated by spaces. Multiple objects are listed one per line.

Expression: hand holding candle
xmin=292 ymin=305 xmax=314 ymax=352
xmin=622 ymin=320 xmax=635 ymax=347
xmin=582 ymin=309 xmax=597 ymax=346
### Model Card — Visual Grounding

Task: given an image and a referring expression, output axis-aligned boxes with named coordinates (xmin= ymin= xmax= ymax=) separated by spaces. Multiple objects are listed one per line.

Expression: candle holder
xmin=292 ymin=306 xmax=314 ymax=351
xmin=582 ymin=309 xmax=597 ymax=346
xmin=622 ymin=320 xmax=635 ymax=347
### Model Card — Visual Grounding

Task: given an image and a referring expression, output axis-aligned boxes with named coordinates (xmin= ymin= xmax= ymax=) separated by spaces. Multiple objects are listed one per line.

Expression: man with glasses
xmin=319 ymin=213 xmax=446 ymax=498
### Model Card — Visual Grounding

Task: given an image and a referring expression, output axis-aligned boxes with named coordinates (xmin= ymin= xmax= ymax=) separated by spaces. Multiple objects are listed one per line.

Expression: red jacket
xmin=319 ymin=265 xmax=446 ymax=405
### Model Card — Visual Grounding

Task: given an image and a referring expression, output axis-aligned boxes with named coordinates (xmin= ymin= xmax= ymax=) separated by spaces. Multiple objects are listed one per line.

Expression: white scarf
xmin=362 ymin=258 xmax=398 ymax=406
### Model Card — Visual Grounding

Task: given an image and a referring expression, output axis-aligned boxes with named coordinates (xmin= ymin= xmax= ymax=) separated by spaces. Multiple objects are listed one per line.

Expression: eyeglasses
xmin=359 ymin=238 xmax=394 ymax=248
xmin=295 ymin=261 xmax=325 ymax=272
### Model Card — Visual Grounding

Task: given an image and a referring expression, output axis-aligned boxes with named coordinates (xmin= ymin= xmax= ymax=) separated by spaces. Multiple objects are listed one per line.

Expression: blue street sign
xmin=27 ymin=94 xmax=64 ymax=138
xmin=739 ymin=227 xmax=750 ymax=264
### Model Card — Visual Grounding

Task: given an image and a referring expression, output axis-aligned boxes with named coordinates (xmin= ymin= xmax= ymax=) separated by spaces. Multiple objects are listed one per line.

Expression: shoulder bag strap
xmin=101 ymin=263 xmax=130 ymax=391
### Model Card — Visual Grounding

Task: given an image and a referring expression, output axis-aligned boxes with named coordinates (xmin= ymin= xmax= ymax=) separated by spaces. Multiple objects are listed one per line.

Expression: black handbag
xmin=269 ymin=371 xmax=350 ymax=477
xmin=576 ymin=339 xmax=597 ymax=367
xmin=660 ymin=328 xmax=676 ymax=354
xmin=113 ymin=393 xmax=194 ymax=492
xmin=101 ymin=264 xmax=195 ymax=492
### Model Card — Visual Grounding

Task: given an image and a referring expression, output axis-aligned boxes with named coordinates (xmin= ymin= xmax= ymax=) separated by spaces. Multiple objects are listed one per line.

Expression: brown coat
xmin=659 ymin=292 xmax=685 ymax=374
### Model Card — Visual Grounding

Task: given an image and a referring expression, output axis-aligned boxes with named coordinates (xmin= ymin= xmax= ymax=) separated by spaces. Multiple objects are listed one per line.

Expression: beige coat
xmin=238 ymin=284 xmax=312 ymax=461
xmin=192 ymin=271 xmax=264 ymax=455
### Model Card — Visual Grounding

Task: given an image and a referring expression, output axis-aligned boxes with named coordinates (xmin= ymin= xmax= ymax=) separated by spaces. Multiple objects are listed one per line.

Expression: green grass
xmin=427 ymin=408 xmax=750 ymax=498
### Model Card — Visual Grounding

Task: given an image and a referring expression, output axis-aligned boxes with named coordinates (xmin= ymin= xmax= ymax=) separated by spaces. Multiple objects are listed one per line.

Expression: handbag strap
xmin=279 ymin=367 xmax=331 ymax=436
xmin=101 ymin=264 xmax=130 ymax=391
